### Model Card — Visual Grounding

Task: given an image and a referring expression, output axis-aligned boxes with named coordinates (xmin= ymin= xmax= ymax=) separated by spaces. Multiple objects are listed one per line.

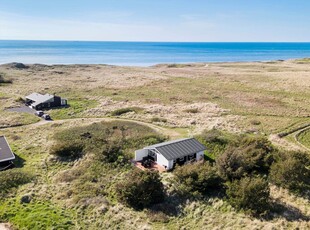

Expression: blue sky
xmin=0 ymin=0 xmax=309 ymax=41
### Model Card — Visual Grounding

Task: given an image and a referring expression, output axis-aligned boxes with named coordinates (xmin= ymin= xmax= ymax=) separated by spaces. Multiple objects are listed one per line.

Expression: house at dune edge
xmin=0 ymin=136 xmax=15 ymax=171
xmin=25 ymin=92 xmax=67 ymax=110
xmin=134 ymin=138 xmax=207 ymax=171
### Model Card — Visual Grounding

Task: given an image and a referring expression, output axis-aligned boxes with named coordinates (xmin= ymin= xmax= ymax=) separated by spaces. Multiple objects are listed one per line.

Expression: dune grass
xmin=49 ymin=98 xmax=98 ymax=120
xmin=297 ymin=128 xmax=310 ymax=149
xmin=0 ymin=199 xmax=74 ymax=230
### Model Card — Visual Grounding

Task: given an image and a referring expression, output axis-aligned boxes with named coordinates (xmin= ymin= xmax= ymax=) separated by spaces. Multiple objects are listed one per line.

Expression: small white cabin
xmin=135 ymin=138 xmax=206 ymax=170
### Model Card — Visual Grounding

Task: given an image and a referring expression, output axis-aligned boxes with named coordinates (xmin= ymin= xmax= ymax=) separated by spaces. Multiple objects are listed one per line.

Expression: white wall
xmin=196 ymin=151 xmax=205 ymax=161
xmin=156 ymin=153 xmax=174 ymax=170
xmin=167 ymin=159 xmax=174 ymax=170
xmin=135 ymin=149 xmax=148 ymax=161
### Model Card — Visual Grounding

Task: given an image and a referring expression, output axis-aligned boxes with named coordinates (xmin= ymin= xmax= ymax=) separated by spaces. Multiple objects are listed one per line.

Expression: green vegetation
xmin=49 ymin=121 xmax=166 ymax=207
xmin=295 ymin=58 xmax=310 ymax=64
xmin=110 ymin=107 xmax=143 ymax=116
xmin=0 ymin=73 xmax=12 ymax=84
xmin=173 ymin=161 xmax=223 ymax=197
xmin=116 ymin=169 xmax=165 ymax=210
xmin=1 ymin=60 xmax=310 ymax=228
xmin=95 ymin=76 xmax=310 ymax=120
xmin=51 ymin=121 xmax=166 ymax=162
xmin=151 ymin=117 xmax=167 ymax=123
xmin=216 ymin=136 xmax=274 ymax=180
xmin=49 ymin=98 xmax=98 ymax=119
xmin=196 ymin=129 xmax=233 ymax=160
xmin=15 ymin=97 xmax=25 ymax=103
xmin=0 ymin=200 xmax=74 ymax=230
xmin=297 ymin=128 xmax=310 ymax=149
xmin=183 ymin=108 xmax=199 ymax=113
xmin=270 ymin=151 xmax=310 ymax=195
xmin=0 ymin=111 xmax=41 ymax=129
xmin=227 ymin=177 xmax=270 ymax=215
xmin=0 ymin=169 xmax=33 ymax=198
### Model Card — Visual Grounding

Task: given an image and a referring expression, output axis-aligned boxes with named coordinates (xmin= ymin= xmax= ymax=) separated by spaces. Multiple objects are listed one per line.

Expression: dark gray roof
xmin=0 ymin=136 xmax=15 ymax=162
xmin=144 ymin=138 xmax=206 ymax=160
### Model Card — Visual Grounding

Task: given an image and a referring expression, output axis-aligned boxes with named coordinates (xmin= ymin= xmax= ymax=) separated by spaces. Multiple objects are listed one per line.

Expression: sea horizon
xmin=0 ymin=40 xmax=309 ymax=66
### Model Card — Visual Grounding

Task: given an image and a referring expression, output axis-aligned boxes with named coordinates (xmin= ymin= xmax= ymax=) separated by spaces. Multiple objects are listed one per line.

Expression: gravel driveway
xmin=6 ymin=105 xmax=36 ymax=114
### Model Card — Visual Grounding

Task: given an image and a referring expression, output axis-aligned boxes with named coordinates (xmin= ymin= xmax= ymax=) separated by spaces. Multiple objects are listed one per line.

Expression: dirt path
xmin=294 ymin=127 xmax=310 ymax=152
xmin=1 ymin=117 xmax=183 ymax=139
xmin=269 ymin=124 xmax=310 ymax=152
xmin=268 ymin=134 xmax=303 ymax=152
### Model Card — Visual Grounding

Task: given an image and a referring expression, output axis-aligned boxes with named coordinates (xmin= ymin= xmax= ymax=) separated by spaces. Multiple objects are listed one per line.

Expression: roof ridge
xmin=154 ymin=137 xmax=194 ymax=149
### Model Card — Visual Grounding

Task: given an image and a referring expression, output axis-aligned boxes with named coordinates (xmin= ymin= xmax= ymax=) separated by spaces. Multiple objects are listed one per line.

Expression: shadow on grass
xmin=147 ymin=187 xmax=227 ymax=223
xmin=13 ymin=153 xmax=26 ymax=168
xmin=42 ymin=105 xmax=71 ymax=111
xmin=262 ymin=199 xmax=310 ymax=222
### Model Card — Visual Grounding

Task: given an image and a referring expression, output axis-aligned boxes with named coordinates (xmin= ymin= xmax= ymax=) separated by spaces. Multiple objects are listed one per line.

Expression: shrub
xmin=94 ymin=141 xmax=123 ymax=163
xmin=183 ymin=108 xmax=199 ymax=113
xmin=15 ymin=97 xmax=25 ymax=103
xmin=0 ymin=169 xmax=33 ymax=197
xmin=0 ymin=74 xmax=12 ymax=84
xmin=269 ymin=151 xmax=310 ymax=195
xmin=216 ymin=136 xmax=274 ymax=180
xmin=226 ymin=177 xmax=270 ymax=215
xmin=116 ymin=169 xmax=165 ymax=210
xmin=173 ymin=161 xmax=223 ymax=196
xmin=250 ymin=120 xmax=261 ymax=125
xmin=195 ymin=129 xmax=233 ymax=160
xmin=151 ymin=117 xmax=167 ymax=123
xmin=50 ymin=121 xmax=165 ymax=164
xmin=50 ymin=143 xmax=84 ymax=159
xmin=110 ymin=107 xmax=142 ymax=116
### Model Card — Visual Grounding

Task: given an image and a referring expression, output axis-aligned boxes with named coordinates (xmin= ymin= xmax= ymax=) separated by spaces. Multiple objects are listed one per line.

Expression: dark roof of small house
xmin=25 ymin=93 xmax=54 ymax=104
xmin=144 ymin=138 xmax=206 ymax=160
xmin=0 ymin=136 xmax=15 ymax=163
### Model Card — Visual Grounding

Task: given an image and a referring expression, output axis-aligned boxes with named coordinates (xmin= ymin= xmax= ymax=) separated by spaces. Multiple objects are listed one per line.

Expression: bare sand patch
xmin=0 ymin=223 xmax=11 ymax=230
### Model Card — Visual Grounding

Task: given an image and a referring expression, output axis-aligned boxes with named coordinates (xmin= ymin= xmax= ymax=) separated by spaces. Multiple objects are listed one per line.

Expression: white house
xmin=135 ymin=138 xmax=206 ymax=170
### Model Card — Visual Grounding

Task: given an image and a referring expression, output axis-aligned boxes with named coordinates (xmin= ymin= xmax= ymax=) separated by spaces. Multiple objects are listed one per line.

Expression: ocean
xmin=0 ymin=40 xmax=310 ymax=66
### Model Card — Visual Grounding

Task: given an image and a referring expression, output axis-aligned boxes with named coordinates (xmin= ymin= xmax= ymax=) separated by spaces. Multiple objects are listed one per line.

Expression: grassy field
xmin=297 ymin=128 xmax=310 ymax=149
xmin=0 ymin=60 xmax=309 ymax=229
xmin=1 ymin=60 xmax=310 ymax=135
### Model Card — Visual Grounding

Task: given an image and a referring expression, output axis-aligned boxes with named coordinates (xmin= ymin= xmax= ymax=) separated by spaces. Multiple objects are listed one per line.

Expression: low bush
xmin=50 ymin=121 xmax=166 ymax=164
xmin=270 ymin=151 xmax=310 ymax=195
xmin=250 ymin=120 xmax=261 ymax=125
xmin=195 ymin=129 xmax=234 ymax=160
xmin=15 ymin=97 xmax=25 ymax=103
xmin=183 ymin=108 xmax=199 ymax=113
xmin=151 ymin=117 xmax=167 ymax=123
xmin=115 ymin=169 xmax=165 ymax=210
xmin=0 ymin=74 xmax=12 ymax=84
xmin=216 ymin=136 xmax=274 ymax=180
xmin=50 ymin=143 xmax=84 ymax=159
xmin=0 ymin=169 xmax=33 ymax=197
xmin=110 ymin=107 xmax=143 ymax=116
xmin=173 ymin=161 xmax=223 ymax=197
xmin=226 ymin=177 xmax=270 ymax=215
